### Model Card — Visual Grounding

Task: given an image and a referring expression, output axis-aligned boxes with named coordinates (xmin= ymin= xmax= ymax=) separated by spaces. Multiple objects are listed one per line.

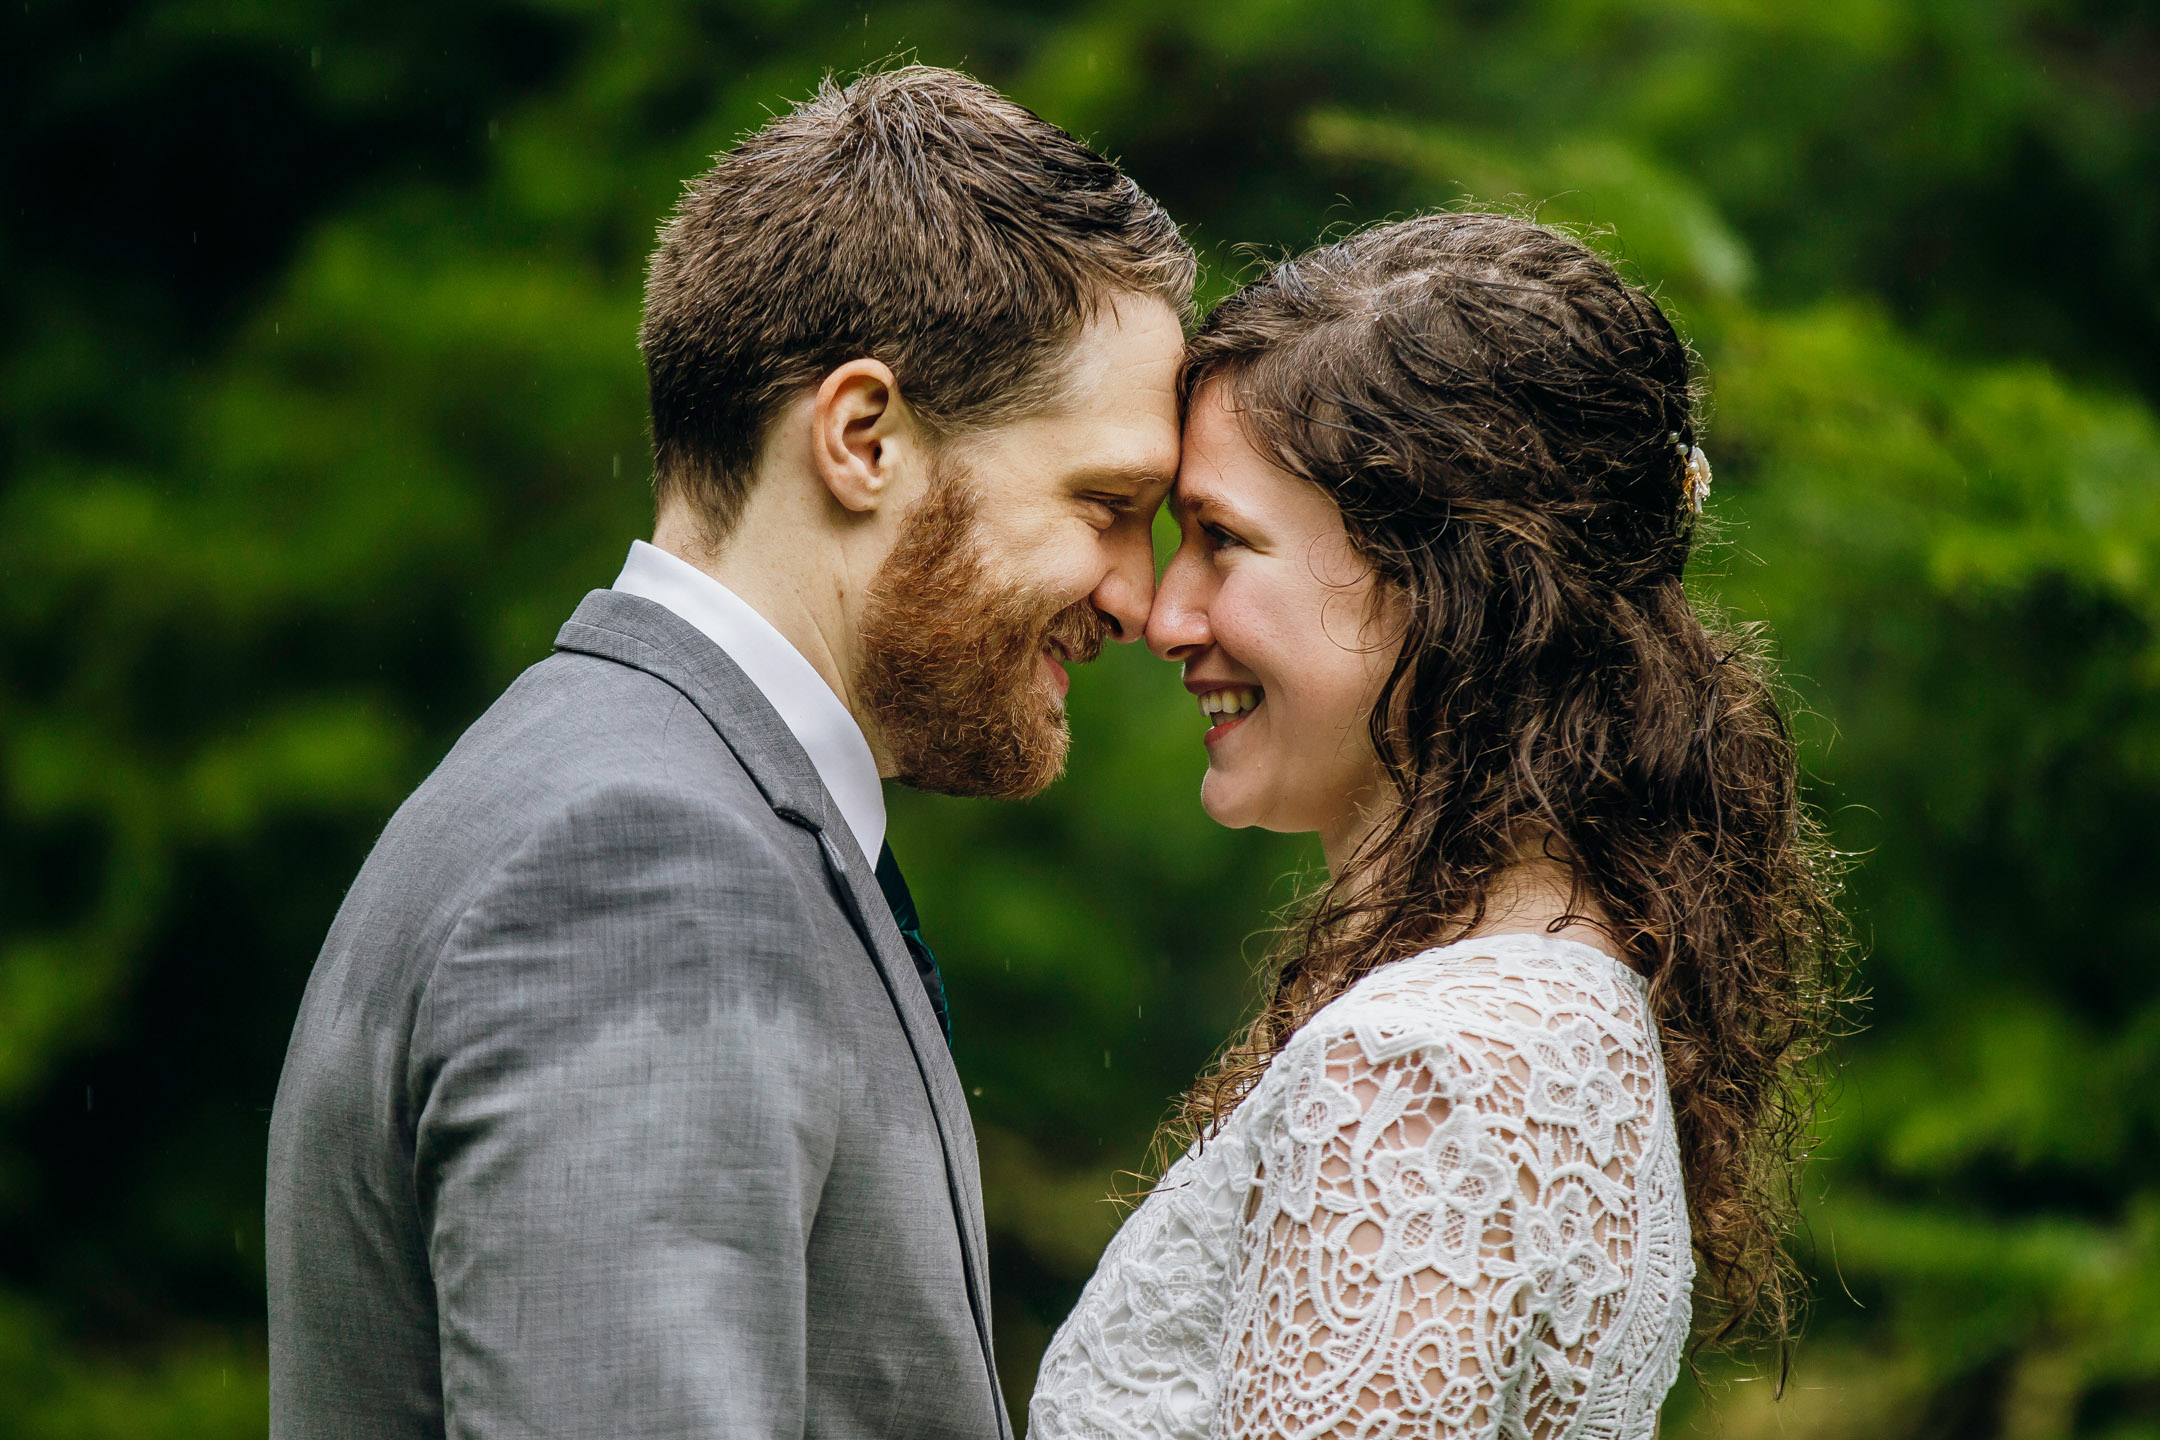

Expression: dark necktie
xmin=874 ymin=841 xmax=952 ymax=1048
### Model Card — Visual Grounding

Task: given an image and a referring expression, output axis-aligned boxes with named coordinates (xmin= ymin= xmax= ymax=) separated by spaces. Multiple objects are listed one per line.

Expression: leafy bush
xmin=7 ymin=1 xmax=2158 ymax=1432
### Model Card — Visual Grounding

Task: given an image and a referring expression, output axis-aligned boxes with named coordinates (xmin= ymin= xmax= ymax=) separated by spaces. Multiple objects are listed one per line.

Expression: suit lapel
xmin=553 ymin=590 xmax=1004 ymax=1431
xmin=801 ymin=822 xmax=999 ymax=1389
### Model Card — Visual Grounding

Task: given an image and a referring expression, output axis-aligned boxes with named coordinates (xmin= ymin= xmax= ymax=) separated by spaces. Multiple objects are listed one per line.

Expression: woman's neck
xmin=1462 ymin=854 xmax=1617 ymax=952
xmin=1324 ymin=816 xmax=1620 ymax=958
xmin=1318 ymin=787 xmax=1393 ymax=879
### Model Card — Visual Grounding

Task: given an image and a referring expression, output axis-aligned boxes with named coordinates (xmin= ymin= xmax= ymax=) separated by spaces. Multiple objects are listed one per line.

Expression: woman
xmin=1029 ymin=213 xmax=1845 ymax=1439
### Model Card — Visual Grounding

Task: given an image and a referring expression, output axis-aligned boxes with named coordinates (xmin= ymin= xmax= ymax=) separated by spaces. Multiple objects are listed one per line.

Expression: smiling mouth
xmin=1039 ymin=640 xmax=1076 ymax=703
xmin=1196 ymin=685 xmax=1264 ymax=734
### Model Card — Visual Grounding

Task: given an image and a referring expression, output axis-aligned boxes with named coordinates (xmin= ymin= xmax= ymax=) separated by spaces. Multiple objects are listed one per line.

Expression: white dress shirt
xmin=612 ymin=540 xmax=886 ymax=866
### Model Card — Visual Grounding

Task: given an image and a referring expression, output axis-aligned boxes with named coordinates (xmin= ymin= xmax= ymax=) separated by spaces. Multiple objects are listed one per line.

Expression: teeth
xmin=1198 ymin=687 xmax=1264 ymax=719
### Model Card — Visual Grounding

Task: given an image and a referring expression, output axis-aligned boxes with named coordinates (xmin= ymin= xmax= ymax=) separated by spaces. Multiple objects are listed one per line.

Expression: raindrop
xmin=612 ymin=453 xmax=621 ymax=478
xmin=310 ymin=46 xmax=321 ymax=69
xmin=1102 ymin=1050 xmax=1111 ymax=1069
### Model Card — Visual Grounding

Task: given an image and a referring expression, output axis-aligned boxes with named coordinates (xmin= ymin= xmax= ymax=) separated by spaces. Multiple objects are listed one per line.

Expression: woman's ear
xmin=811 ymin=358 xmax=915 ymax=514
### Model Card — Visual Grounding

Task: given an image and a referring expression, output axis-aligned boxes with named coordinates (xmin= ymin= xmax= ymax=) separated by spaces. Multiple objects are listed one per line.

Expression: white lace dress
xmin=1029 ymin=934 xmax=1693 ymax=1440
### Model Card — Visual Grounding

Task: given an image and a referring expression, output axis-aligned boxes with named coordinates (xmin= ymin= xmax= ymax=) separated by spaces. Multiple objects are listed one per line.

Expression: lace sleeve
xmin=1218 ymin=961 xmax=1660 ymax=1440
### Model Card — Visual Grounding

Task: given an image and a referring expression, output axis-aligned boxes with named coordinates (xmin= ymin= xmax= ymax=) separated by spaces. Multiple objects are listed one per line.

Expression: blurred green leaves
xmin=8 ymin=0 xmax=2160 ymax=1434
xmin=0 ymin=1293 xmax=264 ymax=1440
xmin=1302 ymin=110 xmax=1756 ymax=300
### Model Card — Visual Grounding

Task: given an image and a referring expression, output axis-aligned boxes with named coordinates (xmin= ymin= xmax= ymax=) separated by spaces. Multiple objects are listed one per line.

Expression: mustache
xmin=1042 ymin=600 xmax=1111 ymax=666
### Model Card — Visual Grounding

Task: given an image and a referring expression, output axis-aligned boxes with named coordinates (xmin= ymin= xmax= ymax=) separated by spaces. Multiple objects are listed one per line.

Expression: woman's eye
xmin=1203 ymin=523 xmax=1246 ymax=551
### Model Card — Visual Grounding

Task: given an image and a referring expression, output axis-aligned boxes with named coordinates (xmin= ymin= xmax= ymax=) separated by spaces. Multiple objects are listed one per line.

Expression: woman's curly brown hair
xmin=1164 ymin=212 xmax=1851 ymax=1350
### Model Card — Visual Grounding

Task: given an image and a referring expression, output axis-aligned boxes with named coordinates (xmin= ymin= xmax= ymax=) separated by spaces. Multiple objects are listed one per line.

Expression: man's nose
xmin=1089 ymin=523 xmax=1157 ymax=642
xmin=1146 ymin=546 xmax=1211 ymax=663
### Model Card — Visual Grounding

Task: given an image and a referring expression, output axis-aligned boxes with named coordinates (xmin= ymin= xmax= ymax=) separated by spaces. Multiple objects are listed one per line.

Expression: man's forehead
xmin=1020 ymin=386 xmax=1180 ymax=475
xmin=982 ymin=298 xmax=1184 ymax=477
xmin=958 ymin=399 xmax=1177 ymax=484
xmin=1056 ymin=296 xmax=1185 ymax=395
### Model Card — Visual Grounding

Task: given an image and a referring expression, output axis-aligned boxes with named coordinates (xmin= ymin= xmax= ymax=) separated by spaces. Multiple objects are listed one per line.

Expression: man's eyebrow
xmin=1068 ymin=460 xmax=1178 ymax=489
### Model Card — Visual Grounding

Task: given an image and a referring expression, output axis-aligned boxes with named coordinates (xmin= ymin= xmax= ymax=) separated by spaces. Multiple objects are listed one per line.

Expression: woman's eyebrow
xmin=1179 ymin=486 xmax=1252 ymax=531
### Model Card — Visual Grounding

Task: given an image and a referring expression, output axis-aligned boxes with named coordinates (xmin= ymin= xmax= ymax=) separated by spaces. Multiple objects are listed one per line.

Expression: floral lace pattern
xmin=1030 ymin=934 xmax=1692 ymax=1440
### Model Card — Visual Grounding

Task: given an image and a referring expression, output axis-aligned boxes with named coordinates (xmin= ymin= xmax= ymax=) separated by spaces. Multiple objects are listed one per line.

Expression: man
xmin=266 ymin=65 xmax=1192 ymax=1438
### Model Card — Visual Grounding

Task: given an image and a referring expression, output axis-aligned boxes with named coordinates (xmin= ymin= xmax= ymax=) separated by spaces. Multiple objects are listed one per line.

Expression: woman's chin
xmin=1198 ymin=772 xmax=1262 ymax=831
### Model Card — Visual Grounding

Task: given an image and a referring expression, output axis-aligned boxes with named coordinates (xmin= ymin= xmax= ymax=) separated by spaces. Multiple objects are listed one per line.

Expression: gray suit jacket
xmin=267 ymin=590 xmax=1008 ymax=1440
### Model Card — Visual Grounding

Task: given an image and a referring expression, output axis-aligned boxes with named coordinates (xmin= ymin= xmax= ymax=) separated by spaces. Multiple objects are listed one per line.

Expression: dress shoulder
xmin=1219 ymin=932 xmax=1682 ymax=1440
xmin=1311 ymin=929 xmax=1648 ymax=1022
xmin=1273 ymin=932 xmax=1656 ymax=1097
xmin=1027 ymin=932 xmax=1691 ymax=1440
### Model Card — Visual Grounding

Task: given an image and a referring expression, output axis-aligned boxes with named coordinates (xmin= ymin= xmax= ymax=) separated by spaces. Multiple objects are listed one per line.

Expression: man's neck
xmin=651 ymin=500 xmax=895 ymax=775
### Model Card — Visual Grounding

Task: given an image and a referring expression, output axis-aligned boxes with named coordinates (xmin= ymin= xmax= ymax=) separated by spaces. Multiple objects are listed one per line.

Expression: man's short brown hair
xmin=640 ymin=65 xmax=1197 ymax=534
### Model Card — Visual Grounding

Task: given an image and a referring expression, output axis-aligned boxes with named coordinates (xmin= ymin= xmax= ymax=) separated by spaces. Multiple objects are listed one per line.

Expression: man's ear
xmin=811 ymin=358 xmax=915 ymax=514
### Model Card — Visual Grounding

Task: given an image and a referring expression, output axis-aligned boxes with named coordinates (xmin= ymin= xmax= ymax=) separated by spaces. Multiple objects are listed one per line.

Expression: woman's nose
xmin=1146 ymin=545 xmax=1213 ymax=663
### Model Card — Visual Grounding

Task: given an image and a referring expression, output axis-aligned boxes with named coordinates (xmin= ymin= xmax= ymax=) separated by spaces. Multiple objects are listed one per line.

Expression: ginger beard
xmin=858 ymin=469 xmax=1108 ymax=799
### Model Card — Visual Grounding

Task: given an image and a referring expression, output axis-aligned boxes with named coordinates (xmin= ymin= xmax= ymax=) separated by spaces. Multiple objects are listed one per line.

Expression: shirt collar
xmin=611 ymin=540 xmax=886 ymax=865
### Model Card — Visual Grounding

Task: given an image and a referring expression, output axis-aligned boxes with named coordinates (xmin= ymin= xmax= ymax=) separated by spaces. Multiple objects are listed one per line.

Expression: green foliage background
xmin=7 ymin=0 xmax=2160 ymax=1434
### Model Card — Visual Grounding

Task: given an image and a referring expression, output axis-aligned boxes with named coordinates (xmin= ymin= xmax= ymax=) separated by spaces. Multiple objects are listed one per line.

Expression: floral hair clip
xmin=1672 ymin=431 xmax=1712 ymax=514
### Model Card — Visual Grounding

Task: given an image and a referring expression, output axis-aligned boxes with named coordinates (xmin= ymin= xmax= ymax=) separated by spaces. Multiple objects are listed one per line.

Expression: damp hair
xmin=640 ymin=64 xmax=1195 ymax=540
xmin=1163 ymin=212 xmax=1851 ymax=1353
